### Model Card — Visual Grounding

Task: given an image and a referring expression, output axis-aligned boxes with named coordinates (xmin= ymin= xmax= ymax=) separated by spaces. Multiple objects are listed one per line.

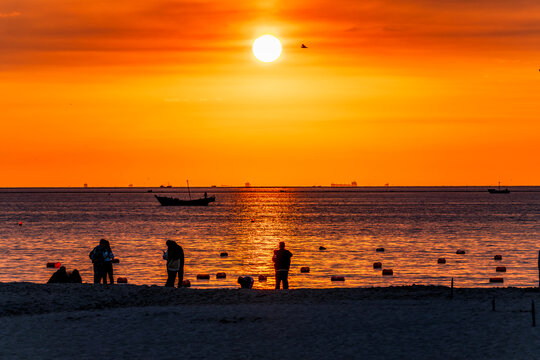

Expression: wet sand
xmin=1 ymin=283 xmax=539 ymax=359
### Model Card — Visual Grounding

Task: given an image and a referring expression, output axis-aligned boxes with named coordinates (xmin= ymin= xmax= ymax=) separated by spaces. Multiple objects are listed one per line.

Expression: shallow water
xmin=0 ymin=187 xmax=539 ymax=288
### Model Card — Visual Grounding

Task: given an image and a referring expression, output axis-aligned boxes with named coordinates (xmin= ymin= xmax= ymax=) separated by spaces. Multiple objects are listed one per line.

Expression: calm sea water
xmin=0 ymin=187 xmax=539 ymax=288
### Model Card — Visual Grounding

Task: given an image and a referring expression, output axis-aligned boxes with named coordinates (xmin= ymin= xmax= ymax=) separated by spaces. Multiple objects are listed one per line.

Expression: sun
xmin=252 ymin=35 xmax=282 ymax=63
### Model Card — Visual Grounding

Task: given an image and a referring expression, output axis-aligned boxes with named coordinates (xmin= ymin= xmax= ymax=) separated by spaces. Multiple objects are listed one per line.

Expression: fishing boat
xmin=488 ymin=182 xmax=510 ymax=194
xmin=155 ymin=194 xmax=215 ymax=206
xmin=155 ymin=180 xmax=215 ymax=206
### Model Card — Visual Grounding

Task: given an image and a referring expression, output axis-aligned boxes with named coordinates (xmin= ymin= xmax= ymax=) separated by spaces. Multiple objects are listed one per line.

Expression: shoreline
xmin=2 ymin=282 xmax=538 ymax=317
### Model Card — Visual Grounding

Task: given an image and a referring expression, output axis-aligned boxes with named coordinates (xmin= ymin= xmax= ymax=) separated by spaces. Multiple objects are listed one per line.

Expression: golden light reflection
xmin=225 ymin=189 xmax=300 ymax=288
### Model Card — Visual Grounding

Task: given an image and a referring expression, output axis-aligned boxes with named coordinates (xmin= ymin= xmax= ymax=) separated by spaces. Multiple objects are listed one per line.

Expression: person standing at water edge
xmin=102 ymin=239 xmax=115 ymax=284
xmin=163 ymin=240 xmax=184 ymax=287
xmin=89 ymin=239 xmax=107 ymax=284
xmin=273 ymin=242 xmax=293 ymax=289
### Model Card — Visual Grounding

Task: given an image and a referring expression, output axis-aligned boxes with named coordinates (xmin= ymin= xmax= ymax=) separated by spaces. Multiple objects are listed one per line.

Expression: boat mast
xmin=186 ymin=180 xmax=192 ymax=200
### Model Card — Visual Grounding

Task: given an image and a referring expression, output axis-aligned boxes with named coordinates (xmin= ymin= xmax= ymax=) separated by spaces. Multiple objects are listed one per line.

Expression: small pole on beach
xmin=492 ymin=298 xmax=496 ymax=312
xmin=532 ymin=300 xmax=536 ymax=327
xmin=450 ymin=277 xmax=454 ymax=299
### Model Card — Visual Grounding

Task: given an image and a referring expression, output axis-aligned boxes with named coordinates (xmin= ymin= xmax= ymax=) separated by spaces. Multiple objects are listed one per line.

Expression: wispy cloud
xmin=1 ymin=0 xmax=540 ymax=69
xmin=0 ymin=11 xmax=20 ymax=18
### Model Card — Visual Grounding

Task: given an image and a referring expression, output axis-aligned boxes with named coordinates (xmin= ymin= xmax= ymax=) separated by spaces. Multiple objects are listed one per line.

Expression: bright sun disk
xmin=252 ymin=35 xmax=282 ymax=63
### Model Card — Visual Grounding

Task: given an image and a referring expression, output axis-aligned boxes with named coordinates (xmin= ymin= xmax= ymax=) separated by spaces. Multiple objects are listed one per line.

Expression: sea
xmin=1 ymin=187 xmax=539 ymax=289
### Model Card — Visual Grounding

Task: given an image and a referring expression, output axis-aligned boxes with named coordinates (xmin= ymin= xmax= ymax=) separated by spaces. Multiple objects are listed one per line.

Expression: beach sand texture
xmin=1 ymin=283 xmax=540 ymax=359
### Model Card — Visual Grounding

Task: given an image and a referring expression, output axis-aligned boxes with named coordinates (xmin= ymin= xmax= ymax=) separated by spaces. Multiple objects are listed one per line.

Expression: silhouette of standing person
xmin=273 ymin=242 xmax=293 ymax=289
xmin=89 ymin=239 xmax=107 ymax=284
xmin=163 ymin=240 xmax=184 ymax=287
xmin=103 ymin=239 xmax=115 ymax=284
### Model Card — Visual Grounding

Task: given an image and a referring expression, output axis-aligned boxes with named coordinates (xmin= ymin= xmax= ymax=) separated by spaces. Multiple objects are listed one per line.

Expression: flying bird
xmin=301 ymin=44 xmax=308 ymax=48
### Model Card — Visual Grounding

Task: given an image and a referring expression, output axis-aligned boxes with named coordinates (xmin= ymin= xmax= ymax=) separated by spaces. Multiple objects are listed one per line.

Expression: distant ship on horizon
xmin=331 ymin=181 xmax=357 ymax=188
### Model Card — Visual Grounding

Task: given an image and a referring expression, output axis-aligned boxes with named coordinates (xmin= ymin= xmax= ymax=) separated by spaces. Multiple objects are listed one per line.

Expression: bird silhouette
xmin=301 ymin=44 xmax=308 ymax=48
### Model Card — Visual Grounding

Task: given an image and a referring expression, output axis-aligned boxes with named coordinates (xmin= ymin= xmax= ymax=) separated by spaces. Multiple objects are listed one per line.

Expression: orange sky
xmin=1 ymin=0 xmax=539 ymax=187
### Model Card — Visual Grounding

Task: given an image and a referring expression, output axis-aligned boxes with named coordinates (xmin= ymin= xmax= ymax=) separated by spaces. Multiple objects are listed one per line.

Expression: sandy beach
xmin=1 ymin=283 xmax=540 ymax=359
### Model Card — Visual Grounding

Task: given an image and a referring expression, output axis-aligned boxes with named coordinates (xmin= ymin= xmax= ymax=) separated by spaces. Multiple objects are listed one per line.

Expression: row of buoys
xmin=194 ymin=273 xmax=277 ymax=281
xmin=372 ymin=258 xmax=393 ymax=276
xmin=48 ymin=260 xmax=120 ymax=267
xmin=439 ymin=255 xmax=504 ymax=263
xmin=373 ymin=248 xmax=395 ymax=277
xmin=46 ymin=248 xmax=508 ymax=286
xmin=370 ymin=248 xmax=386 ymax=278
xmin=492 ymin=256 xmax=506 ymax=283
xmin=372 ymin=248 xmax=504 ymax=257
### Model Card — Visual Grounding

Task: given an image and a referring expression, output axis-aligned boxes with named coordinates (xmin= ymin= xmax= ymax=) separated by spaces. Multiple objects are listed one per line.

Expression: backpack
xmin=90 ymin=246 xmax=105 ymax=263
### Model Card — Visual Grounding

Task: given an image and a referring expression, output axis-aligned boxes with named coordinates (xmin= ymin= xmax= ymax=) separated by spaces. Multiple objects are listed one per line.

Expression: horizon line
xmin=1 ymin=185 xmax=539 ymax=189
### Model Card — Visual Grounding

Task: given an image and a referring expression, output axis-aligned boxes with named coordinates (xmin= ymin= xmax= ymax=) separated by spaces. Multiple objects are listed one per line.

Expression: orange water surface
xmin=0 ymin=187 xmax=539 ymax=288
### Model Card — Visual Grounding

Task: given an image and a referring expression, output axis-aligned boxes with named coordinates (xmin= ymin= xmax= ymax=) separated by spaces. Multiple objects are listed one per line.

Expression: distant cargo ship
xmin=331 ymin=181 xmax=357 ymax=187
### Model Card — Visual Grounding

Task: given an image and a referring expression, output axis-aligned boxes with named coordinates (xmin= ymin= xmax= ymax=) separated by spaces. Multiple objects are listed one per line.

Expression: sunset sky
xmin=1 ymin=0 xmax=539 ymax=187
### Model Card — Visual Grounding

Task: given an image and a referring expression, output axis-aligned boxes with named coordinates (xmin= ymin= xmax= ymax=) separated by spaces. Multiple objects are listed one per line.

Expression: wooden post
xmin=450 ymin=277 xmax=454 ymax=299
xmin=492 ymin=298 xmax=495 ymax=312
xmin=532 ymin=300 xmax=536 ymax=327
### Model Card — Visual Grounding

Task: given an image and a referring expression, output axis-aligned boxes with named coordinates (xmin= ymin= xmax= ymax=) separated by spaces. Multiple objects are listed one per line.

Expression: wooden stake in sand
xmin=450 ymin=278 xmax=454 ymax=299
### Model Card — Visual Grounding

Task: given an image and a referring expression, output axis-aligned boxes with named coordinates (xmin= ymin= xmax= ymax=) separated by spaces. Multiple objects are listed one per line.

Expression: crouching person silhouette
xmin=47 ymin=266 xmax=69 ymax=283
xmin=237 ymin=276 xmax=254 ymax=289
